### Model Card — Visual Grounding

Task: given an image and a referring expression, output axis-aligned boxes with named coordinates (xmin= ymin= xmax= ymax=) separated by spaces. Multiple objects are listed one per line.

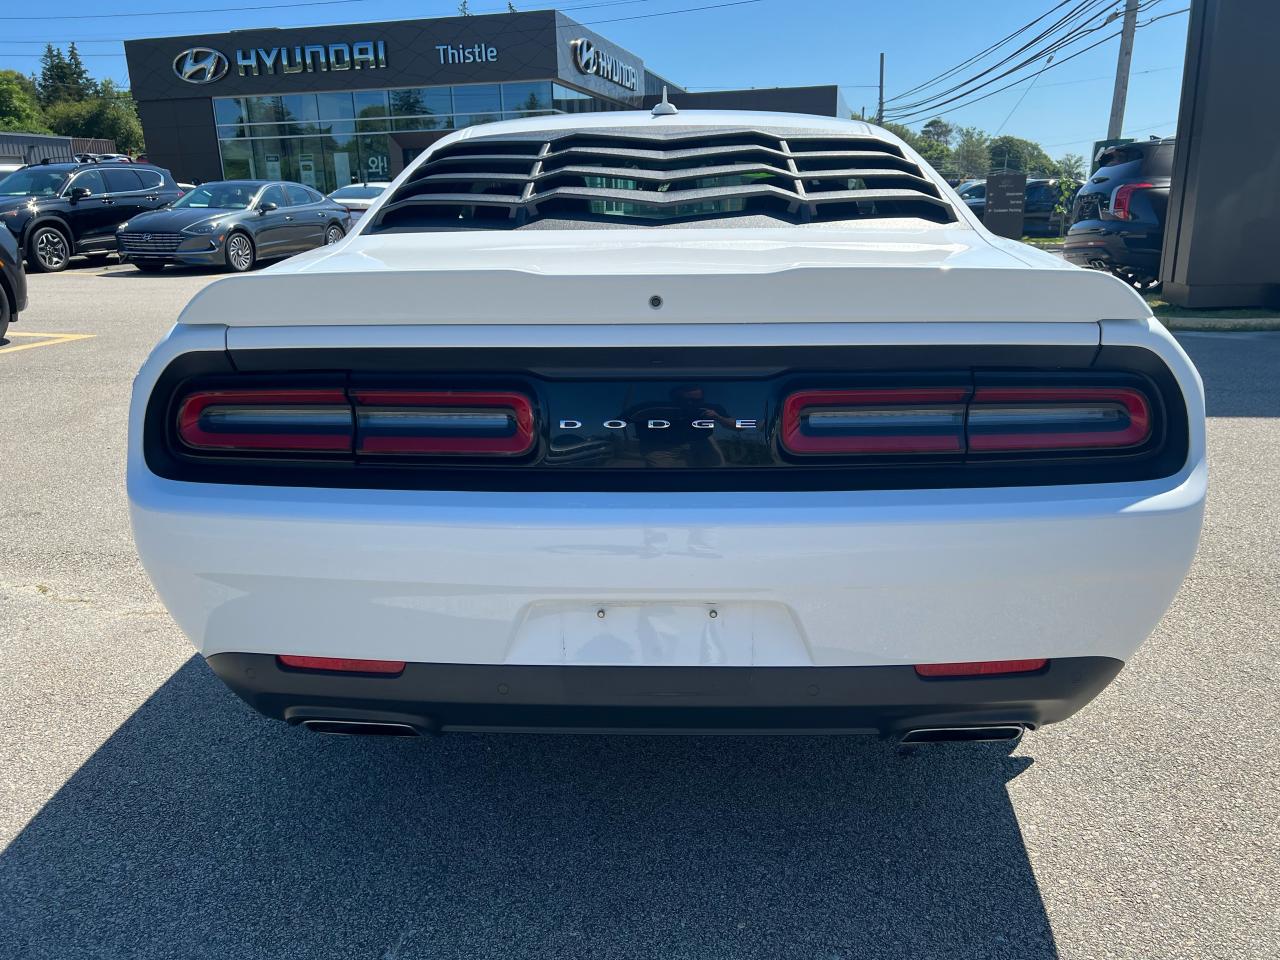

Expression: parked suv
xmin=0 ymin=160 xmax=184 ymax=272
xmin=1065 ymin=138 xmax=1174 ymax=289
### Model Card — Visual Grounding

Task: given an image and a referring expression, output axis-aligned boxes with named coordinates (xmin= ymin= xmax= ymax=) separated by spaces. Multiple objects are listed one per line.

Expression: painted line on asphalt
xmin=0 ymin=331 xmax=96 ymax=355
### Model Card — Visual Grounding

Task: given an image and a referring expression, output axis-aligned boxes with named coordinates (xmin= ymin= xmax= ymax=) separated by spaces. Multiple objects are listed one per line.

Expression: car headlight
xmin=116 ymin=222 xmax=129 ymax=232
xmin=182 ymin=220 xmax=222 ymax=235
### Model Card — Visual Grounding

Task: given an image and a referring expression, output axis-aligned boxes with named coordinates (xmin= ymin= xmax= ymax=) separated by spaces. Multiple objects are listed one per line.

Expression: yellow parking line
xmin=0 ymin=332 xmax=96 ymax=355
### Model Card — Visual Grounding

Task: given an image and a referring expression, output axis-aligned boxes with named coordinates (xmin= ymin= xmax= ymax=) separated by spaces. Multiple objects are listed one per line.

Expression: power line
xmin=887 ymin=0 xmax=1120 ymax=112
xmin=1044 ymin=116 xmax=1176 ymax=148
xmin=886 ymin=0 xmax=1185 ymax=123
xmin=995 ymin=54 xmax=1052 ymax=135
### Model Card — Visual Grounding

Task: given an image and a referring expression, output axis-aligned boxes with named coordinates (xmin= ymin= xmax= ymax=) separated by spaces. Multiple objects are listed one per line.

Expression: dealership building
xmin=124 ymin=10 xmax=849 ymax=192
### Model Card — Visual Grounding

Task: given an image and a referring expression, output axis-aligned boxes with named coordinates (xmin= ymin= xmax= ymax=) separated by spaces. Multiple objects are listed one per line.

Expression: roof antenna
xmin=651 ymin=86 xmax=678 ymax=117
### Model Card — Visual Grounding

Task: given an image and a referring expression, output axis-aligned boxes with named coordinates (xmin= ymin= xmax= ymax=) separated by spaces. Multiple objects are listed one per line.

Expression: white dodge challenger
xmin=128 ymin=108 xmax=1205 ymax=742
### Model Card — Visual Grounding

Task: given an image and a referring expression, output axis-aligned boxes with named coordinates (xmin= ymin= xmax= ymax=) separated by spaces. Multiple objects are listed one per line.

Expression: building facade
xmin=125 ymin=11 xmax=847 ymax=192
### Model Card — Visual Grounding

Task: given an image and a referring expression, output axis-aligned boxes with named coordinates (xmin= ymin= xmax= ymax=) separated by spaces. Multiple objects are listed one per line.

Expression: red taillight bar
xmin=351 ymin=390 xmax=535 ymax=456
xmin=277 ymin=655 xmax=406 ymax=675
xmin=176 ymin=389 xmax=352 ymax=452
xmin=780 ymin=384 xmax=1153 ymax=457
xmin=782 ymin=387 xmax=969 ymax=455
xmin=968 ymin=386 xmax=1151 ymax=452
xmin=915 ymin=659 xmax=1048 ymax=678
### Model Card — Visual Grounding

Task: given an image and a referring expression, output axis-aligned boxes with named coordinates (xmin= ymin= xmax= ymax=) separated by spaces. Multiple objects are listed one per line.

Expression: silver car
xmin=116 ymin=180 xmax=351 ymax=273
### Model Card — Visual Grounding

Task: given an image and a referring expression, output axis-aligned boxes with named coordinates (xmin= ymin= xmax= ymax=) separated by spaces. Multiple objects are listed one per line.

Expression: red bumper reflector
xmin=277 ymin=655 xmax=406 ymax=675
xmin=914 ymin=659 xmax=1049 ymax=678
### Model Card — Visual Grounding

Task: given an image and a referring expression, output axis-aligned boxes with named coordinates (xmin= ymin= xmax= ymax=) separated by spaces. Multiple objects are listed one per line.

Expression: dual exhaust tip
xmin=298 ymin=719 xmax=1027 ymax=743
xmin=900 ymin=724 xmax=1026 ymax=745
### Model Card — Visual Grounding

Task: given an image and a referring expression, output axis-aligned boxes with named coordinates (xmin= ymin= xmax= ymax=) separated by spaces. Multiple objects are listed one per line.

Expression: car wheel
xmin=27 ymin=226 xmax=71 ymax=273
xmin=225 ymin=232 xmax=255 ymax=273
xmin=134 ymin=261 xmax=166 ymax=274
xmin=324 ymin=224 xmax=344 ymax=245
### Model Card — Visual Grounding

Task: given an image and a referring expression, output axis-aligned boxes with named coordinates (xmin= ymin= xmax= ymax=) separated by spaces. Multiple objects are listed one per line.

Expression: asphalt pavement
xmin=0 ymin=257 xmax=1276 ymax=960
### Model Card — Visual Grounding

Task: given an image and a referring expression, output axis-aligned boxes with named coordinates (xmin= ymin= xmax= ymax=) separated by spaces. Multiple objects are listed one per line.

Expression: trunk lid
xmin=176 ymin=227 xmax=1152 ymax=327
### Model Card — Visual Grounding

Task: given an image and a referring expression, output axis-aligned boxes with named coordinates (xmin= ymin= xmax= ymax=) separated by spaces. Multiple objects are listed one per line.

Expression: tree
xmin=45 ymin=80 xmax=145 ymax=154
xmin=921 ymin=118 xmax=953 ymax=148
xmin=37 ymin=43 xmax=96 ymax=106
xmin=952 ymin=126 xmax=990 ymax=179
xmin=1057 ymin=152 xmax=1085 ymax=180
xmin=0 ymin=69 xmax=51 ymax=133
xmin=507 ymin=1 xmax=518 ymax=9
xmin=913 ymin=138 xmax=951 ymax=174
xmin=988 ymin=135 xmax=1058 ymax=178
xmin=458 ymin=1 xmax=471 ymax=14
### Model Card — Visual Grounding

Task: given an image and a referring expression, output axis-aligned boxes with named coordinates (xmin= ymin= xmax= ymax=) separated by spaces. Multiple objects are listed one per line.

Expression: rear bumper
xmin=207 ymin=653 xmax=1124 ymax=734
xmin=1065 ymin=223 xmax=1162 ymax=275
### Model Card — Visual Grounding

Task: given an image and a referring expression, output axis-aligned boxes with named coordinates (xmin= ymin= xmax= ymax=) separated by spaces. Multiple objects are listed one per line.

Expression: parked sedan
xmin=116 ymin=180 xmax=350 ymax=273
xmin=327 ymin=181 xmax=390 ymax=221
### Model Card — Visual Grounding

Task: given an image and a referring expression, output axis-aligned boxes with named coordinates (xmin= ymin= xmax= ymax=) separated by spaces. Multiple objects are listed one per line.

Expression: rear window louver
xmin=368 ymin=127 xmax=956 ymax=231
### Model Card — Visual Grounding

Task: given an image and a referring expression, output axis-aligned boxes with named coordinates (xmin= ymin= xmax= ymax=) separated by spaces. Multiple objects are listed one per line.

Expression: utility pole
xmin=876 ymin=53 xmax=885 ymax=124
xmin=1107 ymin=0 xmax=1139 ymax=139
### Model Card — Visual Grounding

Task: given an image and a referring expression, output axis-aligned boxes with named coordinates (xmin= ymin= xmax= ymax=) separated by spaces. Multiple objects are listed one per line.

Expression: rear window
xmin=104 ymin=168 xmax=143 ymax=193
xmin=1141 ymin=143 xmax=1175 ymax=178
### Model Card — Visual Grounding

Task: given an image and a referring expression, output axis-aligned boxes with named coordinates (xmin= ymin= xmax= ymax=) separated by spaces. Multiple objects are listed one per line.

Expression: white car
xmin=327 ymin=181 xmax=391 ymax=220
xmin=128 ymin=109 xmax=1205 ymax=742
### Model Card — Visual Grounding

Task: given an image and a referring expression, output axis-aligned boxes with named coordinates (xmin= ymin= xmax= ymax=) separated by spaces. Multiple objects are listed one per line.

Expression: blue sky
xmin=0 ymin=0 xmax=1190 ymax=157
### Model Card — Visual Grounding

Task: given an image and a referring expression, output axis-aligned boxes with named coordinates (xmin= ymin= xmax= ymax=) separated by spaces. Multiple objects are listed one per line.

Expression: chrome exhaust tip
xmin=900 ymin=724 xmax=1026 ymax=745
xmin=299 ymin=719 xmax=419 ymax=737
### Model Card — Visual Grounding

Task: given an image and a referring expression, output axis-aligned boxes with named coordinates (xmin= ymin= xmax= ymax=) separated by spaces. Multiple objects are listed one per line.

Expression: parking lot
xmin=1 ymin=258 xmax=1276 ymax=960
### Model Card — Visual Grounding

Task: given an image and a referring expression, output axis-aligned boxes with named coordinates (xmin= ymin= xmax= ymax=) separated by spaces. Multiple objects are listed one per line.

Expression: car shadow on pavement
xmin=0 ymin=657 xmax=1058 ymax=960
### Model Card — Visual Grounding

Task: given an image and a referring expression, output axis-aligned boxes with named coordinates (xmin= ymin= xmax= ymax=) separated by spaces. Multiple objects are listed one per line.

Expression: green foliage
xmin=0 ymin=48 xmax=144 ymax=153
xmin=38 ymin=43 xmax=97 ymax=106
xmin=44 ymin=87 xmax=145 ymax=155
xmin=1057 ymin=152 xmax=1086 ymax=180
xmin=920 ymin=118 xmax=953 ymax=147
xmin=0 ymin=69 xmax=51 ymax=133
xmin=988 ymin=135 xmax=1059 ymax=177
xmin=951 ymin=127 xmax=990 ymax=179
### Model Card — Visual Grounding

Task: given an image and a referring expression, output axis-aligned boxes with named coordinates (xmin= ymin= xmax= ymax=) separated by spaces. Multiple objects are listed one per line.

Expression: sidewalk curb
xmin=1158 ymin=316 xmax=1280 ymax=332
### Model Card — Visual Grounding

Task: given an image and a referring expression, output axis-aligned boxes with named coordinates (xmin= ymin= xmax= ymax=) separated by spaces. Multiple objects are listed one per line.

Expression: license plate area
xmin=506 ymin=601 xmax=811 ymax=667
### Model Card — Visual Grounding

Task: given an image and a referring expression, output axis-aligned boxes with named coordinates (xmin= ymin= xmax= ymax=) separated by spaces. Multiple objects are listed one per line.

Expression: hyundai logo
xmin=569 ymin=37 xmax=637 ymax=91
xmin=571 ymin=38 xmax=597 ymax=75
xmin=174 ymin=47 xmax=229 ymax=84
xmin=142 ymin=234 xmax=152 ymax=242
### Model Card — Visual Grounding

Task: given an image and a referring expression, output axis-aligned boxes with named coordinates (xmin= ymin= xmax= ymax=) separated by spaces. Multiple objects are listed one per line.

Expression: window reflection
xmin=215 ymin=82 xmax=611 ymax=193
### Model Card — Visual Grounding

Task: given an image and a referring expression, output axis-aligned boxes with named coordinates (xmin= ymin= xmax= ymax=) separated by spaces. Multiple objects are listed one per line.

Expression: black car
xmin=959 ymin=178 xmax=1077 ymax=236
xmin=0 ymin=223 xmax=27 ymax=342
xmin=1065 ymin=138 xmax=1175 ymax=289
xmin=116 ymin=180 xmax=350 ymax=273
xmin=0 ymin=160 xmax=184 ymax=273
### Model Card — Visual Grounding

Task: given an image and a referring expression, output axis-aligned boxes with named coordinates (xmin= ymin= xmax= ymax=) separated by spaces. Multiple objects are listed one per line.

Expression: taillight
xmin=1110 ymin=182 xmax=1153 ymax=220
xmin=176 ymin=389 xmax=352 ymax=452
xmin=780 ymin=383 xmax=1153 ymax=457
xmin=915 ymin=659 xmax=1048 ymax=678
xmin=352 ymin=390 xmax=535 ymax=456
xmin=781 ymin=387 xmax=969 ymax=455
xmin=277 ymin=655 xmax=406 ymax=675
xmin=968 ymin=386 xmax=1151 ymax=452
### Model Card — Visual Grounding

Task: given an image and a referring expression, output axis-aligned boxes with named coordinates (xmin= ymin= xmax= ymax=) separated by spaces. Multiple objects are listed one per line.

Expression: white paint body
xmin=127 ymin=111 xmax=1206 ymax=673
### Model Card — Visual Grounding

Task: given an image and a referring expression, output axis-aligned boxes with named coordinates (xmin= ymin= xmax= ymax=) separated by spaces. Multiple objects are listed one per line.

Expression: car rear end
xmin=128 ymin=114 xmax=1205 ymax=741
xmin=1066 ymin=140 xmax=1175 ymax=286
